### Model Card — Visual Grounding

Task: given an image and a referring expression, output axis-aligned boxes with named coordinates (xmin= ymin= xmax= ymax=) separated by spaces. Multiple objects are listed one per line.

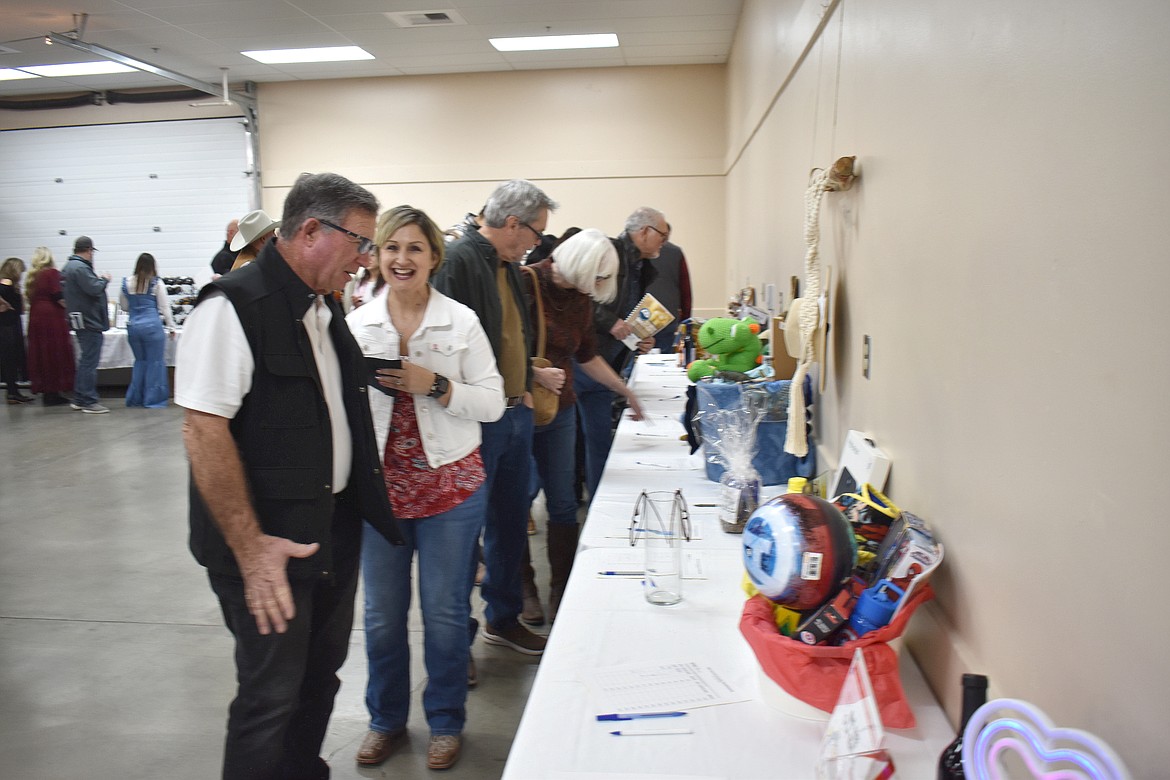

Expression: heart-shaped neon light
xmin=961 ymin=698 xmax=1130 ymax=780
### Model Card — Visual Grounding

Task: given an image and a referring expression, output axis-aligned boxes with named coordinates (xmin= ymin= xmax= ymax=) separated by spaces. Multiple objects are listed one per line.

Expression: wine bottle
xmin=937 ymin=673 xmax=988 ymax=779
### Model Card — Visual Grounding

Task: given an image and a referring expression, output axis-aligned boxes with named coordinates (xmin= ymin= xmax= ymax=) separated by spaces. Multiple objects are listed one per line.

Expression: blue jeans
xmin=477 ymin=404 xmax=534 ymax=629
xmin=532 ymin=405 xmax=579 ymax=527
xmin=208 ymin=554 xmax=357 ymax=780
xmin=573 ymin=365 xmax=615 ymax=503
xmin=73 ymin=329 xmax=103 ymax=406
xmin=126 ymin=322 xmax=168 ymax=407
xmin=362 ymin=486 xmax=485 ymax=736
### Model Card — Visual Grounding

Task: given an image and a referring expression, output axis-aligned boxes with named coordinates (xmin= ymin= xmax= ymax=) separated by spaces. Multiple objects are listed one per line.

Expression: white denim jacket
xmin=346 ymin=287 xmax=505 ymax=469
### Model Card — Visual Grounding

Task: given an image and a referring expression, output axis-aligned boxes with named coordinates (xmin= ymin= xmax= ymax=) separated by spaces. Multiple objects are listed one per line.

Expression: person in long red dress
xmin=24 ymin=247 xmax=75 ymax=406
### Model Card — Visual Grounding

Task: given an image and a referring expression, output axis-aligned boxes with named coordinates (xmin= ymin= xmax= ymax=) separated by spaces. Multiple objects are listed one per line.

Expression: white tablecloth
xmin=70 ymin=328 xmax=181 ymax=370
xmin=502 ymin=355 xmax=955 ymax=779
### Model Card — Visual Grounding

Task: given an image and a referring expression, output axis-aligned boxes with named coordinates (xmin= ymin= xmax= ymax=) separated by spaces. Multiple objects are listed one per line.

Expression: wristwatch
xmin=427 ymin=374 xmax=450 ymax=399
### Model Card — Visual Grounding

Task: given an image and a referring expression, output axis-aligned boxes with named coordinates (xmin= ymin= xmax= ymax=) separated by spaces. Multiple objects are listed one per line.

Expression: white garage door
xmin=0 ymin=117 xmax=252 ymax=286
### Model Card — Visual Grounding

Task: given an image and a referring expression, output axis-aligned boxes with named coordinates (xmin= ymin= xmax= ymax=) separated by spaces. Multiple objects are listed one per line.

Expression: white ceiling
xmin=0 ymin=0 xmax=743 ymax=98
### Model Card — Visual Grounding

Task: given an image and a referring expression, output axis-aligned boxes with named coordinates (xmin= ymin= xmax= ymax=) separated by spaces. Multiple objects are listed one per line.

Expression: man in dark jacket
xmin=62 ymin=235 xmax=110 ymax=413
xmin=176 ymin=172 xmax=401 ymax=780
xmin=432 ymin=179 xmax=559 ymax=657
xmin=210 ymin=218 xmax=240 ymax=276
xmin=574 ymin=207 xmax=665 ymax=500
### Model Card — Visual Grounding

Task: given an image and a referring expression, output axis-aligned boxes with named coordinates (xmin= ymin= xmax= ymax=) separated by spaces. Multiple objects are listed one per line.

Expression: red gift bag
xmin=739 ymin=583 xmax=934 ymax=729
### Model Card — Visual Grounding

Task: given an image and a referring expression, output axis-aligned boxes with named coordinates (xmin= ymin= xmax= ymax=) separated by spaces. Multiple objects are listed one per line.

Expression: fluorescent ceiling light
xmin=0 ymin=68 xmax=41 ymax=81
xmin=241 ymin=46 xmax=374 ymax=64
xmin=19 ymin=61 xmax=135 ymax=77
xmin=490 ymin=33 xmax=618 ymax=52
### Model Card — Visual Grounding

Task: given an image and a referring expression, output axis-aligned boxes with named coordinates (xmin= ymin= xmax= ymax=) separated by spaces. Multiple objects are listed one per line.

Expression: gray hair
xmin=482 ymin=179 xmax=559 ymax=229
xmin=551 ymin=228 xmax=618 ymax=304
xmin=623 ymin=206 xmax=665 ymax=235
xmin=281 ymin=172 xmax=379 ymax=239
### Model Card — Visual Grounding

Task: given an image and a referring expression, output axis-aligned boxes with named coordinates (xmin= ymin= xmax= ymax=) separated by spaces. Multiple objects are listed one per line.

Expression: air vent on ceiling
xmin=385 ymin=9 xmax=468 ymax=28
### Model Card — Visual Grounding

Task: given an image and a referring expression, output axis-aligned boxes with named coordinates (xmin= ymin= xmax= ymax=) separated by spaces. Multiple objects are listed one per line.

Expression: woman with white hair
xmin=522 ymin=228 xmax=646 ymax=622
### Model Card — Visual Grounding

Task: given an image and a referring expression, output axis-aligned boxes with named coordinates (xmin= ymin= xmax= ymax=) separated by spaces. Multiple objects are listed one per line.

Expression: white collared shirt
xmin=176 ymin=291 xmax=352 ymax=493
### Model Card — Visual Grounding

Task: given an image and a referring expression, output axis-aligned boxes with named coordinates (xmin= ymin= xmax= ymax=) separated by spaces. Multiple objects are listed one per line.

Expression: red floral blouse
xmin=382 ymin=394 xmax=485 ymax=519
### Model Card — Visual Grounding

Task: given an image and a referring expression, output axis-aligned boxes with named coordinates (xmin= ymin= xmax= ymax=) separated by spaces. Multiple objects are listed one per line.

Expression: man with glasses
xmin=574 ymin=206 xmax=666 ymax=502
xmin=433 ymin=179 xmax=559 ymax=658
xmin=176 ymin=172 xmax=402 ymax=780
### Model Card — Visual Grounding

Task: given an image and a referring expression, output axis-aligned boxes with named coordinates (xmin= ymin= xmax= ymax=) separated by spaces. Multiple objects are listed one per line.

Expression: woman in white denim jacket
xmin=345 ymin=205 xmax=503 ymax=772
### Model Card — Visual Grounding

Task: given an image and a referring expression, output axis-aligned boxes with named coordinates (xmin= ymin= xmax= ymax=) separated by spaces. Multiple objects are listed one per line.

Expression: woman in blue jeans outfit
xmin=120 ymin=253 xmax=175 ymax=407
xmin=346 ymin=206 xmax=504 ymax=772
xmin=522 ymin=229 xmax=646 ymax=623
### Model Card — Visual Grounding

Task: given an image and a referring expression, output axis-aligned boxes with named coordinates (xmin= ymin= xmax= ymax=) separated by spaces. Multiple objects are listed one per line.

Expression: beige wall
xmin=728 ymin=0 xmax=1170 ymax=773
xmin=257 ymin=66 xmax=727 ymax=316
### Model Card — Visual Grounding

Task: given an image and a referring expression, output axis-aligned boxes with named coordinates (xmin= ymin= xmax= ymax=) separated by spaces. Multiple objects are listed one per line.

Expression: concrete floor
xmin=0 ymin=394 xmax=554 ymax=779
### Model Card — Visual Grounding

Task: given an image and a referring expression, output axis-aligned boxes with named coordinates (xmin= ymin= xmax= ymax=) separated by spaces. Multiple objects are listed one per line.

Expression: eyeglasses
xmin=646 ymin=225 xmax=670 ymax=241
xmin=518 ymin=220 xmax=543 ymax=243
xmin=629 ymin=489 xmax=690 ymax=547
xmin=317 ymin=217 xmax=376 ymax=255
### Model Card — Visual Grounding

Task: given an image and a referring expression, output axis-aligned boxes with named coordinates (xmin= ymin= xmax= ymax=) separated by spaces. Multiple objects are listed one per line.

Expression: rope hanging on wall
xmin=784 ymin=168 xmax=828 ymax=457
xmin=784 ymin=156 xmax=857 ymax=458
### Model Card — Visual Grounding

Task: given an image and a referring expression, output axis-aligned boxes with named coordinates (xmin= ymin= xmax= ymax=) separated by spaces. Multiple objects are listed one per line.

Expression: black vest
xmin=187 ymin=242 xmax=401 ymax=579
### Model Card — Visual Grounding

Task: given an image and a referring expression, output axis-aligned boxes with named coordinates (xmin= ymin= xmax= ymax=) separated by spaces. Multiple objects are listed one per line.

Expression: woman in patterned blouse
xmin=346 ymin=205 xmax=505 ymax=771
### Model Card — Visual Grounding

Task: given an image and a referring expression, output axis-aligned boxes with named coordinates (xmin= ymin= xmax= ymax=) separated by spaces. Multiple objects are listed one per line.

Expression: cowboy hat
xmin=229 ymin=210 xmax=280 ymax=251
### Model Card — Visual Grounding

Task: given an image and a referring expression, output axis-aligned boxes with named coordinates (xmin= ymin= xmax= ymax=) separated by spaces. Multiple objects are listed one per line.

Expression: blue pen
xmin=596 ymin=711 xmax=687 ymax=721
xmin=598 ymin=570 xmax=644 ymax=576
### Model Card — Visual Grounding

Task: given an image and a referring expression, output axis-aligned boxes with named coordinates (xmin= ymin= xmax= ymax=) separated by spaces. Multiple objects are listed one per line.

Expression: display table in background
xmin=502 ymin=354 xmax=954 ymax=779
xmin=70 ymin=328 xmax=181 ymax=371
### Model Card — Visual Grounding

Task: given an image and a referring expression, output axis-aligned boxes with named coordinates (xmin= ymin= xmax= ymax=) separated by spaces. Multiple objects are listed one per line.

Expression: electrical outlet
xmin=862 ymin=335 xmax=871 ymax=379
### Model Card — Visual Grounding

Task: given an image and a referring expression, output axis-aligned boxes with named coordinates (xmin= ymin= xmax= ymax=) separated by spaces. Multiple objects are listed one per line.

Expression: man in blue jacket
xmin=62 ymin=235 xmax=110 ymax=414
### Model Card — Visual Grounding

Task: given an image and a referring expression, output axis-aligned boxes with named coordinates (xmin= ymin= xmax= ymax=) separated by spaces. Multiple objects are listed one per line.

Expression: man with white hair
xmin=210 ymin=218 xmax=240 ymax=276
xmin=573 ymin=206 xmax=665 ymax=501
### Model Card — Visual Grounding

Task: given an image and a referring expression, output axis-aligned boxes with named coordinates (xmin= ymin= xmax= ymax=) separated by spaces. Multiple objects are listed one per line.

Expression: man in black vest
xmin=176 ymin=172 xmax=402 ymax=780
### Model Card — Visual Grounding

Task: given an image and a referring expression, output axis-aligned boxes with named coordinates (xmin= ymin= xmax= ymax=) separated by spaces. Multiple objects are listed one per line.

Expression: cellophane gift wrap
xmin=695 ymin=377 xmax=815 ymax=487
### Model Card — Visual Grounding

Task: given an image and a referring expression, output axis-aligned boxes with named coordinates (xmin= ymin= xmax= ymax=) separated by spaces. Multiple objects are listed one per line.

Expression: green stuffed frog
xmin=686 ymin=317 xmax=764 ymax=382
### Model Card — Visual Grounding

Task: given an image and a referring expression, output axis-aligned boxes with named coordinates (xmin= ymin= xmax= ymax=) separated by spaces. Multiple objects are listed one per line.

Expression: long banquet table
xmin=70 ymin=328 xmax=181 ymax=370
xmin=502 ymin=354 xmax=955 ymax=779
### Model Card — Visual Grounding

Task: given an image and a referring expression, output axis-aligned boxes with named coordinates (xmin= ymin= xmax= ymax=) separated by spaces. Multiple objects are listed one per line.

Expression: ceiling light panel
xmin=19 ymin=61 xmax=136 ymax=77
xmin=0 ymin=68 xmax=40 ymax=81
xmin=241 ymin=46 xmax=374 ymax=64
xmin=490 ymin=33 xmax=619 ymax=52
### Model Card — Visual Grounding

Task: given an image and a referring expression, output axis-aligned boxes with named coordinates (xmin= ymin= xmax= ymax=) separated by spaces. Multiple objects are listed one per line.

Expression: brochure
xmin=621 ymin=293 xmax=675 ymax=350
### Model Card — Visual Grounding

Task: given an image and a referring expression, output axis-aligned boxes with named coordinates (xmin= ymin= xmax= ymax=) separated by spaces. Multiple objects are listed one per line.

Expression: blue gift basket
xmin=695 ymin=377 xmax=816 ymax=487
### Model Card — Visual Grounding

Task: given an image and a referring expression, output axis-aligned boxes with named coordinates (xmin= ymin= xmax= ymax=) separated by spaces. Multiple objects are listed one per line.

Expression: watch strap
xmin=428 ymin=374 xmax=450 ymax=399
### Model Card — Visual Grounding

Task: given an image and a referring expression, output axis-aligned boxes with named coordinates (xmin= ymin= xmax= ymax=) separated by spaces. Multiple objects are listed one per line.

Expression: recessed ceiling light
xmin=241 ymin=46 xmax=374 ymax=64
xmin=0 ymin=68 xmax=41 ymax=81
xmin=490 ymin=33 xmax=619 ymax=52
xmin=19 ymin=61 xmax=135 ymax=77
